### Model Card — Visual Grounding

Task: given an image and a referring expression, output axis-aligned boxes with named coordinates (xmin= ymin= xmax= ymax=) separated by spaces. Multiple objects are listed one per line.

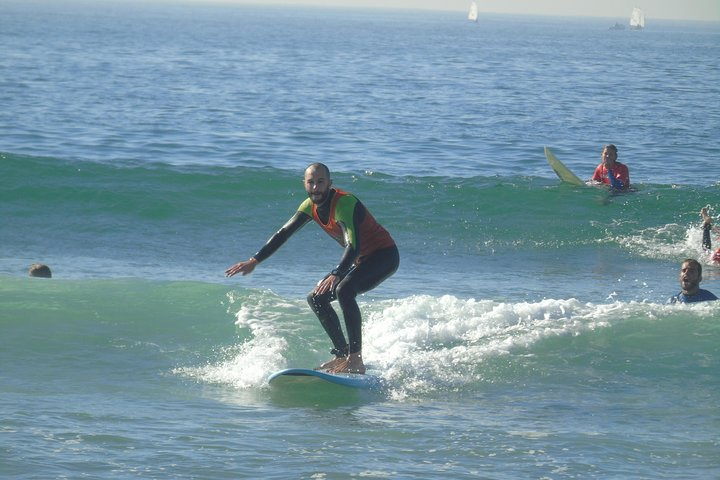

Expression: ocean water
xmin=2 ymin=1 xmax=720 ymax=478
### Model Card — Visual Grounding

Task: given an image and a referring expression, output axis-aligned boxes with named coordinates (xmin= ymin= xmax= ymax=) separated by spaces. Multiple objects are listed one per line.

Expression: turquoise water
xmin=2 ymin=2 xmax=720 ymax=478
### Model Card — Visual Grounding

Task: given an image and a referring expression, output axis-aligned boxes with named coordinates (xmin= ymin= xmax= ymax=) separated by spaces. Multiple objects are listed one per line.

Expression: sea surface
xmin=2 ymin=1 xmax=720 ymax=478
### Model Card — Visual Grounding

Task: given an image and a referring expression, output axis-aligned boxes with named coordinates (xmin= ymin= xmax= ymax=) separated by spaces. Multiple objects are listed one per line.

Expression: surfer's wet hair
xmin=28 ymin=263 xmax=52 ymax=278
xmin=604 ymin=144 xmax=618 ymax=154
xmin=682 ymin=258 xmax=702 ymax=276
xmin=306 ymin=162 xmax=331 ymax=179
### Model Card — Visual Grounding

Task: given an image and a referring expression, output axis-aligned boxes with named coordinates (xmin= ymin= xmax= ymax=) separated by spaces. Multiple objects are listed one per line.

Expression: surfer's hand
xmin=225 ymin=258 xmax=258 ymax=277
xmin=313 ymin=274 xmax=337 ymax=295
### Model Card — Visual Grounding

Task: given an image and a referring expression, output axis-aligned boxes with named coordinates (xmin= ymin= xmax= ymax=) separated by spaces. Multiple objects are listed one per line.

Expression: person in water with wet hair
xmin=591 ymin=144 xmax=630 ymax=191
xmin=225 ymin=163 xmax=399 ymax=374
xmin=28 ymin=263 xmax=52 ymax=278
xmin=669 ymin=258 xmax=717 ymax=304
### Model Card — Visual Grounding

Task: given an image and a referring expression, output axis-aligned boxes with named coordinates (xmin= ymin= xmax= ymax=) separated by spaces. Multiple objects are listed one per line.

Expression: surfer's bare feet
xmin=316 ymin=356 xmax=345 ymax=371
xmin=328 ymin=352 xmax=365 ymax=374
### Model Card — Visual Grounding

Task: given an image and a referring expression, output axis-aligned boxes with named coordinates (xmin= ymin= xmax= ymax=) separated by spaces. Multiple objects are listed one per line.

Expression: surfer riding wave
xmin=225 ymin=163 xmax=399 ymax=374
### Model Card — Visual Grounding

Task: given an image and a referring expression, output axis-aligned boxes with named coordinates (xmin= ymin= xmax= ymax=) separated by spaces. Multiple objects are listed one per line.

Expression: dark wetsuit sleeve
xmin=703 ymin=222 xmax=712 ymax=250
xmin=332 ymin=201 xmax=366 ymax=277
xmin=253 ymin=211 xmax=312 ymax=263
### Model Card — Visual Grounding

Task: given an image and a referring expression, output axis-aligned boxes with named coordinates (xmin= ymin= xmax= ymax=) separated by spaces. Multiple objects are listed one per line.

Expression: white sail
xmin=630 ymin=7 xmax=645 ymax=29
xmin=468 ymin=1 xmax=478 ymax=22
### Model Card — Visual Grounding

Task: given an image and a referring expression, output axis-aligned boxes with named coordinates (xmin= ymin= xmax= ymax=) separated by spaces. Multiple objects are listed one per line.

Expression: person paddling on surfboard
xmin=590 ymin=144 xmax=630 ymax=191
xmin=225 ymin=163 xmax=399 ymax=375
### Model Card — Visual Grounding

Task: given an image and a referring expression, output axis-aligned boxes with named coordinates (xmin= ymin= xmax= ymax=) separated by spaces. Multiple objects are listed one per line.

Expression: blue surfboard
xmin=267 ymin=368 xmax=382 ymax=390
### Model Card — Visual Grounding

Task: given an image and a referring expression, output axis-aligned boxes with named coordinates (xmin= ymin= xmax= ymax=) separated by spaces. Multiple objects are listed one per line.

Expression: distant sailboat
xmin=629 ymin=7 xmax=645 ymax=30
xmin=468 ymin=1 xmax=478 ymax=23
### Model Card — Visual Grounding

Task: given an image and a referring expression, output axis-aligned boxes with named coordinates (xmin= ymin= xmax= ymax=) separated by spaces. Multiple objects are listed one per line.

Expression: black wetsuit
xmin=253 ymin=188 xmax=398 ymax=356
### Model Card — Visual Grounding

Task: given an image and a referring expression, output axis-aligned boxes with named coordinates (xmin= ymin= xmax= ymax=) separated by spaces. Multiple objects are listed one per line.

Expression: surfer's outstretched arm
xmin=225 ymin=211 xmax=311 ymax=277
xmin=701 ymin=207 xmax=714 ymax=251
xmin=225 ymin=257 xmax=258 ymax=277
xmin=701 ymin=207 xmax=713 ymax=226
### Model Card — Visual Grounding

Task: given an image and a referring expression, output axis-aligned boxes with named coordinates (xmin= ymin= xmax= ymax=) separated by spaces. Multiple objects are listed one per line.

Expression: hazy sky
xmin=201 ymin=0 xmax=720 ymax=22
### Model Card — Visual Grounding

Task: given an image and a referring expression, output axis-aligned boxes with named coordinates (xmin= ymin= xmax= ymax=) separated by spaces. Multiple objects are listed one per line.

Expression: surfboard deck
xmin=267 ymin=368 xmax=382 ymax=390
xmin=544 ymin=146 xmax=585 ymax=186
